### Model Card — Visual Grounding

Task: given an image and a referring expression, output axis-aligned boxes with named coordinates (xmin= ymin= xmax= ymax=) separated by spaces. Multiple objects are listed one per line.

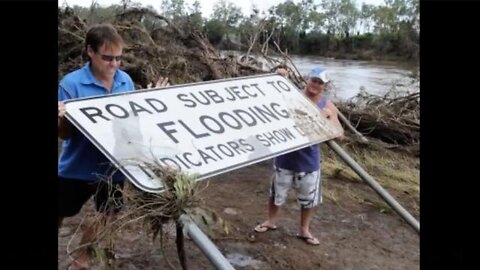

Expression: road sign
xmin=65 ymin=74 xmax=343 ymax=193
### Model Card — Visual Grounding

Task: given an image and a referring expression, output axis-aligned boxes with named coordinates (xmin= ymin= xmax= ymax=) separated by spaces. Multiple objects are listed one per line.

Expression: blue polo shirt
xmin=58 ymin=63 xmax=135 ymax=182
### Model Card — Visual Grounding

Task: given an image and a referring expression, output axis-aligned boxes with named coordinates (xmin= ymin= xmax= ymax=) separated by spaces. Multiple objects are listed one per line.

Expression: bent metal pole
xmin=326 ymin=140 xmax=420 ymax=234
xmin=336 ymin=110 xmax=369 ymax=143
xmin=179 ymin=215 xmax=235 ymax=270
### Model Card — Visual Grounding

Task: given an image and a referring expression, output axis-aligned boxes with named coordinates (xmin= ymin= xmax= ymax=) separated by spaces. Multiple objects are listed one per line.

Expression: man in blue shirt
xmin=58 ymin=23 xmax=135 ymax=270
xmin=254 ymin=66 xmax=343 ymax=246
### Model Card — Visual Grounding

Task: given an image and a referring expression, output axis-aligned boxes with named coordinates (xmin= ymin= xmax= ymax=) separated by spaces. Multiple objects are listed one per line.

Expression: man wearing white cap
xmin=254 ymin=66 xmax=343 ymax=246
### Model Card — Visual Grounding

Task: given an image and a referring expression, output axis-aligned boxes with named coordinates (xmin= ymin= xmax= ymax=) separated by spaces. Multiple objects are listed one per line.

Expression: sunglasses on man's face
xmin=100 ymin=54 xmax=122 ymax=62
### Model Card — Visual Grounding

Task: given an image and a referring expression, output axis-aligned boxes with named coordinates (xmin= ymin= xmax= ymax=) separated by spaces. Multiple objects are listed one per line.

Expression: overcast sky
xmin=59 ymin=0 xmax=385 ymax=18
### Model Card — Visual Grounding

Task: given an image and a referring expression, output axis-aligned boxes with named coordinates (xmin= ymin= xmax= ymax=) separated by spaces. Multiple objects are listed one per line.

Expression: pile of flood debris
xmin=59 ymin=7 xmax=268 ymax=89
xmin=338 ymin=90 xmax=419 ymax=147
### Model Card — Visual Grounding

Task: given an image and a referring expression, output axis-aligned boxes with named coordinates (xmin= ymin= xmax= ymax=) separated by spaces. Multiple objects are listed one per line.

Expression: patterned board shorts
xmin=270 ymin=166 xmax=322 ymax=208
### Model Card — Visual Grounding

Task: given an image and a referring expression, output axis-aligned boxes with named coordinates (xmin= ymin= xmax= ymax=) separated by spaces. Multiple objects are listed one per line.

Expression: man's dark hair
xmin=84 ymin=23 xmax=125 ymax=54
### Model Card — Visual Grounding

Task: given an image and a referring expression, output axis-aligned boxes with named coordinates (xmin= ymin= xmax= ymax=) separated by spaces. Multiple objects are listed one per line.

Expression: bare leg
xmin=266 ymin=197 xmax=279 ymax=226
xmin=69 ymin=219 xmax=99 ymax=270
xmin=297 ymin=206 xmax=320 ymax=245
xmin=256 ymin=197 xmax=280 ymax=230
xmin=300 ymin=206 xmax=314 ymax=237
xmin=255 ymin=171 xmax=286 ymax=232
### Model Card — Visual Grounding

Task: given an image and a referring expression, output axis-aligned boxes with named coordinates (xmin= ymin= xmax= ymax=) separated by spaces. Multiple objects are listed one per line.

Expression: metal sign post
xmin=336 ymin=110 xmax=369 ymax=143
xmin=179 ymin=215 xmax=235 ymax=270
xmin=326 ymin=140 xmax=420 ymax=233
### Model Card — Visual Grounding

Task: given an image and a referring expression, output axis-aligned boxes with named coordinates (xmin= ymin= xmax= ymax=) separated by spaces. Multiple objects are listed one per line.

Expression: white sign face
xmin=65 ymin=74 xmax=343 ymax=193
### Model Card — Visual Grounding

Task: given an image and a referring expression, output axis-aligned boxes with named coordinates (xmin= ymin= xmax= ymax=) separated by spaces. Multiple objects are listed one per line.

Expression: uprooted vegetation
xmin=66 ymin=165 xmax=227 ymax=270
xmin=59 ymin=7 xmax=270 ymax=88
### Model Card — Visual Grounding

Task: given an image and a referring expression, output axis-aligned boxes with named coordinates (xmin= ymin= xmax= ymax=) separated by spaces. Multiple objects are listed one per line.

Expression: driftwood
xmin=338 ymin=90 xmax=419 ymax=147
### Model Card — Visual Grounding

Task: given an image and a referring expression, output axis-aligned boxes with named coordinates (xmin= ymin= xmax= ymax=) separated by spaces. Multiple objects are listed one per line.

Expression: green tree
xmin=204 ymin=19 xmax=226 ymax=44
xmin=187 ymin=0 xmax=204 ymax=30
xmin=161 ymin=0 xmax=187 ymax=22
xmin=206 ymin=0 xmax=243 ymax=44
xmin=70 ymin=1 xmax=121 ymax=24
xmin=309 ymin=9 xmax=327 ymax=33
xmin=371 ymin=0 xmax=411 ymax=34
xmin=360 ymin=3 xmax=375 ymax=33
xmin=238 ymin=4 xmax=269 ymax=53
xmin=405 ymin=0 xmax=419 ymax=33
xmin=321 ymin=0 xmax=359 ymax=37
xmin=211 ymin=0 xmax=243 ymax=29
xmin=119 ymin=0 xmax=143 ymax=11
xmin=270 ymin=0 xmax=305 ymax=52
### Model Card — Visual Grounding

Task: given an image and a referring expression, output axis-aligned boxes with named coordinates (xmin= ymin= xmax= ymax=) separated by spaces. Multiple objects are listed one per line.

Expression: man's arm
xmin=324 ymin=101 xmax=345 ymax=141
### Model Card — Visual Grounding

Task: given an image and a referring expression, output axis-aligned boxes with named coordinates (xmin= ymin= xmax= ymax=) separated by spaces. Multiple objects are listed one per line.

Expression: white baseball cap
xmin=308 ymin=66 xmax=329 ymax=83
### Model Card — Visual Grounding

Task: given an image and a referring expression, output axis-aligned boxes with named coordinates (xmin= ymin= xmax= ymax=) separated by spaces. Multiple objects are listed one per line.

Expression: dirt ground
xmin=58 ymin=159 xmax=419 ymax=270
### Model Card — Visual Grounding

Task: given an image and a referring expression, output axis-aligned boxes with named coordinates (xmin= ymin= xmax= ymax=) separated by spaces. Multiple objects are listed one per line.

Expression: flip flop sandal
xmin=254 ymin=224 xmax=278 ymax=233
xmin=296 ymin=234 xmax=320 ymax=246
